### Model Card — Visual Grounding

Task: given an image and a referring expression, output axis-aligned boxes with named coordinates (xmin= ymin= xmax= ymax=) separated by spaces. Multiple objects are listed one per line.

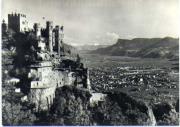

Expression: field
xmin=81 ymin=53 xmax=179 ymax=105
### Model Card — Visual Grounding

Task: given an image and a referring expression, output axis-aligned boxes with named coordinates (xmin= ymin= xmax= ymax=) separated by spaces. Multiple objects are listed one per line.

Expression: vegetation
xmin=91 ymin=92 xmax=152 ymax=125
xmin=37 ymin=86 xmax=156 ymax=125
xmin=2 ymin=63 xmax=36 ymax=125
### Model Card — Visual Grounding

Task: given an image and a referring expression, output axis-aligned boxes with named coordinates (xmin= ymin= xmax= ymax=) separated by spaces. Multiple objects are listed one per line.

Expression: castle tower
xmin=54 ymin=25 xmax=62 ymax=56
xmin=46 ymin=21 xmax=53 ymax=53
xmin=60 ymin=26 xmax=64 ymax=41
xmin=2 ymin=19 xmax=7 ymax=34
xmin=33 ymin=23 xmax=41 ymax=38
xmin=60 ymin=26 xmax=64 ymax=56
xmin=8 ymin=13 xmax=28 ymax=32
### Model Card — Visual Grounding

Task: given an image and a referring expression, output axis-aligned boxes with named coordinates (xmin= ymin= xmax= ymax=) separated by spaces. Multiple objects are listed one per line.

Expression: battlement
xmin=8 ymin=13 xmax=26 ymax=18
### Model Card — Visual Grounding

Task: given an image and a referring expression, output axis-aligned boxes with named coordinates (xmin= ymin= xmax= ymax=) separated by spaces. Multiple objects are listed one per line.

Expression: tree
xmin=2 ymin=82 xmax=36 ymax=125
xmin=49 ymin=86 xmax=91 ymax=125
xmin=2 ymin=99 xmax=36 ymax=125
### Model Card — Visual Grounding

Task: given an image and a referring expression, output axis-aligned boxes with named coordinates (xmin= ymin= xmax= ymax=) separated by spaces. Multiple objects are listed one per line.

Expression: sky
xmin=2 ymin=0 xmax=179 ymax=46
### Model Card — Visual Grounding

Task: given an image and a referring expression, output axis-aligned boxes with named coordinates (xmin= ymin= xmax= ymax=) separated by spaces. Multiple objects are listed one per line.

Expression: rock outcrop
xmin=91 ymin=92 xmax=156 ymax=125
xmin=152 ymin=102 xmax=179 ymax=125
xmin=43 ymin=86 xmax=157 ymax=125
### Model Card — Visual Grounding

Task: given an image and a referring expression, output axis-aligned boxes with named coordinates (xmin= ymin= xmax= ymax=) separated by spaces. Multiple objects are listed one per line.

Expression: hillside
xmin=63 ymin=43 xmax=78 ymax=57
xmin=39 ymin=85 xmax=156 ymax=125
xmin=35 ymin=85 xmax=178 ymax=125
xmin=90 ymin=37 xmax=179 ymax=59
xmin=75 ymin=45 xmax=108 ymax=51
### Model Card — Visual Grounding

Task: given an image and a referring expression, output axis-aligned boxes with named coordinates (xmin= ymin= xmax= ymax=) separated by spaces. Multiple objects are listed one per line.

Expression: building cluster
xmin=2 ymin=13 xmax=91 ymax=110
xmin=34 ymin=21 xmax=64 ymax=57
xmin=90 ymin=65 xmax=177 ymax=92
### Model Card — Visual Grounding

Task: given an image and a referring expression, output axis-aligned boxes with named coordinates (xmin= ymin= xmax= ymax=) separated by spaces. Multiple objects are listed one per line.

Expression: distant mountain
xmin=75 ymin=44 xmax=109 ymax=51
xmin=90 ymin=37 xmax=179 ymax=59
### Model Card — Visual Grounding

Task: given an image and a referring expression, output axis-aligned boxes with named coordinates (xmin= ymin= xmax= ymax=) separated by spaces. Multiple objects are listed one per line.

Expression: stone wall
xmin=28 ymin=61 xmax=77 ymax=110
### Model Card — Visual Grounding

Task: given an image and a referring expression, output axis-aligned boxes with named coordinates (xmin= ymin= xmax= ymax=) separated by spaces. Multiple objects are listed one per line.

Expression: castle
xmin=2 ymin=13 xmax=91 ymax=111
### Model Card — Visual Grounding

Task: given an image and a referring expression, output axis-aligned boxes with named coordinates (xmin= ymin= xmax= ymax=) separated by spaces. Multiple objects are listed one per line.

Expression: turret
xmin=60 ymin=26 xmax=64 ymax=41
xmin=60 ymin=26 xmax=64 ymax=56
xmin=54 ymin=25 xmax=62 ymax=56
xmin=2 ymin=19 xmax=7 ymax=34
xmin=33 ymin=23 xmax=41 ymax=38
xmin=46 ymin=21 xmax=53 ymax=53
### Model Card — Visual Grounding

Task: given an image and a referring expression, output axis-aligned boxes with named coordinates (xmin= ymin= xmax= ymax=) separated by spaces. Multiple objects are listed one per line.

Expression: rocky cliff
xmin=38 ymin=85 xmax=160 ymax=125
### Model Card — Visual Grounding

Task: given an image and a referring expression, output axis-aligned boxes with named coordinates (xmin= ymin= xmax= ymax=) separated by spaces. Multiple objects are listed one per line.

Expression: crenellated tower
xmin=8 ymin=13 xmax=28 ymax=32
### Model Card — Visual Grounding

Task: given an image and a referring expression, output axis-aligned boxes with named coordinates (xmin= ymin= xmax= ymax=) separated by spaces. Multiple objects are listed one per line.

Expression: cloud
xmin=106 ymin=32 xmax=119 ymax=40
xmin=64 ymin=36 xmax=83 ymax=46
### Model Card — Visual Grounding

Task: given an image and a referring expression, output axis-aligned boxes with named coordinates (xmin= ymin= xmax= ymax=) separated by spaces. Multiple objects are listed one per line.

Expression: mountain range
xmin=90 ymin=37 xmax=179 ymax=59
xmin=75 ymin=44 xmax=108 ymax=51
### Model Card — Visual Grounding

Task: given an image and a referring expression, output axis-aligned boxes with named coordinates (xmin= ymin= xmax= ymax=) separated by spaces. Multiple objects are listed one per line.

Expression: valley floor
xmin=81 ymin=53 xmax=179 ymax=105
